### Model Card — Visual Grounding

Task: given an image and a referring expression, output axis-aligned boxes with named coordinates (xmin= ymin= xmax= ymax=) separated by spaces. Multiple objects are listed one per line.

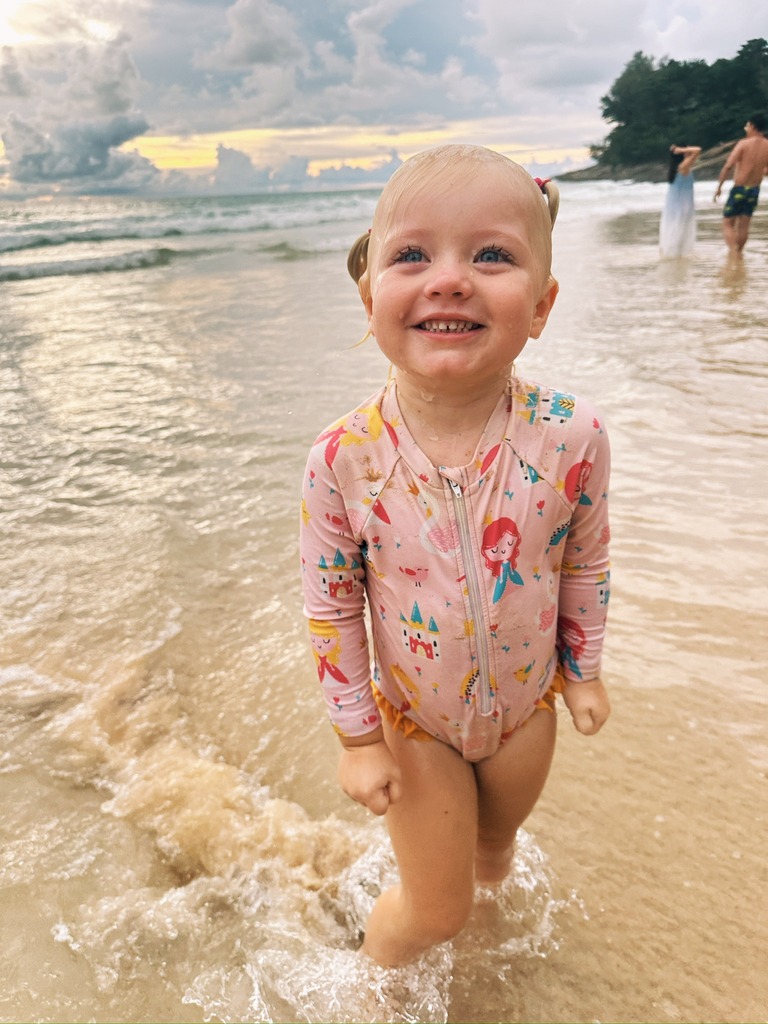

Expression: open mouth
xmin=416 ymin=320 xmax=482 ymax=333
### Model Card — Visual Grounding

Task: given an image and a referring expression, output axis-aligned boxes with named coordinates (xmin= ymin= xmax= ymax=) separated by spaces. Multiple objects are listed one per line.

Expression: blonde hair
xmin=346 ymin=145 xmax=560 ymax=295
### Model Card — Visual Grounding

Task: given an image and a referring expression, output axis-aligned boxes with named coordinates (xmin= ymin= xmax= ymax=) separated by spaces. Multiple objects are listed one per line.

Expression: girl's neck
xmin=393 ymin=371 xmax=510 ymax=468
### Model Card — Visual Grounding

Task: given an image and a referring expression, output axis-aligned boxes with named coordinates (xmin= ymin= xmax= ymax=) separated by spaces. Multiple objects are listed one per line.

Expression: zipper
xmin=446 ymin=477 xmax=494 ymax=716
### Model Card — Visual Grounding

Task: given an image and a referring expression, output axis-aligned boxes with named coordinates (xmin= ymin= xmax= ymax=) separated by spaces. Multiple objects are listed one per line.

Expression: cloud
xmin=234 ymin=63 xmax=304 ymax=121
xmin=208 ymin=142 xmax=400 ymax=193
xmin=2 ymin=112 xmax=159 ymax=191
xmin=0 ymin=46 xmax=30 ymax=97
xmin=469 ymin=0 xmax=648 ymax=111
xmin=0 ymin=1 xmax=763 ymax=195
xmin=212 ymin=142 xmax=271 ymax=191
xmin=207 ymin=0 xmax=307 ymax=67
xmin=313 ymin=148 xmax=402 ymax=186
xmin=0 ymin=9 xmax=153 ymax=192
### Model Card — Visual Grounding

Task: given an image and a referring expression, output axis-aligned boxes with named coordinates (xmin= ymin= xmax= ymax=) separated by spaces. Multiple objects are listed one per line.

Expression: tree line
xmin=591 ymin=38 xmax=768 ymax=168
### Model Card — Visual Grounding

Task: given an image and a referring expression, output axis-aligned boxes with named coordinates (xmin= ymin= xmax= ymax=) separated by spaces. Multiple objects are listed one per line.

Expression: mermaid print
xmin=564 ymin=459 xmax=593 ymax=505
xmin=481 ymin=516 xmax=524 ymax=603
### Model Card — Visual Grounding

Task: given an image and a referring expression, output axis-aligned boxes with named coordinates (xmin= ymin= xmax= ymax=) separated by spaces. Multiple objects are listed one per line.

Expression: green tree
xmin=595 ymin=39 xmax=768 ymax=168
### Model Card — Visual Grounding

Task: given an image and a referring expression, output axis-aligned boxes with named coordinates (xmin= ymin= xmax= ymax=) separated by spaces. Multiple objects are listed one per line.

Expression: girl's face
xmin=365 ymin=163 xmax=557 ymax=395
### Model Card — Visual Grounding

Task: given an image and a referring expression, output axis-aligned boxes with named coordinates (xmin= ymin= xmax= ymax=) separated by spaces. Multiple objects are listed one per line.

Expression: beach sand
xmin=0 ymin=183 xmax=766 ymax=1022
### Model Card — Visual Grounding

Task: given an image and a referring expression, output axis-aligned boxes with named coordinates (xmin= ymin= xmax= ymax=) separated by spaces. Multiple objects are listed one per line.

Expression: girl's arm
xmin=301 ymin=444 xmax=402 ymax=809
xmin=556 ymin=410 xmax=611 ymax=734
xmin=299 ymin=442 xmax=382 ymax=739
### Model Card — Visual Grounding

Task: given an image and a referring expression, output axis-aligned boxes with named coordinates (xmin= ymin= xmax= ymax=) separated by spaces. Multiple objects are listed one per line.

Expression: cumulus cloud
xmin=0 ymin=9 xmax=152 ymax=193
xmin=2 ymin=112 xmax=158 ymax=191
xmin=235 ymin=63 xmax=303 ymax=120
xmin=313 ymin=148 xmax=402 ymax=186
xmin=212 ymin=143 xmax=271 ymax=192
xmin=64 ymin=37 xmax=142 ymax=116
xmin=468 ymin=0 xmax=648 ymax=119
xmin=207 ymin=0 xmax=307 ymax=67
xmin=207 ymin=143 xmax=398 ymax=195
xmin=0 ymin=46 xmax=30 ymax=98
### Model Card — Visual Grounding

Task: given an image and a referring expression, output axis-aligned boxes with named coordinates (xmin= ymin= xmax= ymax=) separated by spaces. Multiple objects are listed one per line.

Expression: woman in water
xmin=659 ymin=143 xmax=702 ymax=258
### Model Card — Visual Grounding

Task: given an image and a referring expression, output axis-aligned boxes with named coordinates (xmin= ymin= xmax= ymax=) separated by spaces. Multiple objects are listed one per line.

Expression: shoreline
xmin=557 ymin=140 xmax=735 ymax=182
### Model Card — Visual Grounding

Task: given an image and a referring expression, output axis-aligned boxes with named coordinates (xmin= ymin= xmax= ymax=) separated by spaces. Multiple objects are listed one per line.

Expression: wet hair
xmin=748 ymin=113 xmax=766 ymax=133
xmin=667 ymin=146 xmax=685 ymax=184
xmin=346 ymin=145 xmax=559 ymax=287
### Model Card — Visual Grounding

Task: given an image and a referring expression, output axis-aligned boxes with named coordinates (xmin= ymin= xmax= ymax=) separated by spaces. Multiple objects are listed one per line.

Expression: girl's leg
xmin=361 ymin=719 xmax=478 ymax=967
xmin=473 ymin=706 xmax=557 ymax=883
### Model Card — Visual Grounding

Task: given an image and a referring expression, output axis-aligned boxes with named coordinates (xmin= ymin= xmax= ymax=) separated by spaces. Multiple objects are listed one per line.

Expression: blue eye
xmin=476 ymin=246 xmax=512 ymax=264
xmin=394 ymin=247 xmax=425 ymax=263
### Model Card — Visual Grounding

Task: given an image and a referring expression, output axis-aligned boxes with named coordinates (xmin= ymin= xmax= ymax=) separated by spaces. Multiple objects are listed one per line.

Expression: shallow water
xmin=1 ymin=182 xmax=766 ymax=1022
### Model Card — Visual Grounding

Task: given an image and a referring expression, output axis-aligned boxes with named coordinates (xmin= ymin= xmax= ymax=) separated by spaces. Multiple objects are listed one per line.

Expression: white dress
xmin=659 ymin=171 xmax=696 ymax=258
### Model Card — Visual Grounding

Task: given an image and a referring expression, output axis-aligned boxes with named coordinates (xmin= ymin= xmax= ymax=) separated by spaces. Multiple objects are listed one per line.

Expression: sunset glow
xmin=126 ymin=123 xmax=590 ymax=178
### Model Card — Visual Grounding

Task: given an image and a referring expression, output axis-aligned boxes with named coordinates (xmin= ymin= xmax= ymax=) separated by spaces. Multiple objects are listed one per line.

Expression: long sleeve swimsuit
xmin=300 ymin=376 xmax=611 ymax=763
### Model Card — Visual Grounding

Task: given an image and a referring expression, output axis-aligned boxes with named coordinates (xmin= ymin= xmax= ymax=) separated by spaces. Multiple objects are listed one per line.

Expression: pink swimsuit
xmin=300 ymin=376 xmax=610 ymax=762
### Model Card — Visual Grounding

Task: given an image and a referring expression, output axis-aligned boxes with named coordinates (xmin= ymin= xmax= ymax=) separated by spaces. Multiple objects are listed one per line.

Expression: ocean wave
xmin=261 ymin=240 xmax=341 ymax=260
xmin=0 ymin=246 xmax=181 ymax=282
xmin=0 ymin=190 xmax=379 ymax=255
xmin=0 ymin=226 xmax=184 ymax=255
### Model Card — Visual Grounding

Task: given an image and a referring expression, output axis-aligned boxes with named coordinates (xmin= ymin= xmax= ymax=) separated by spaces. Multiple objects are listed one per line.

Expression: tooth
xmin=420 ymin=320 xmax=479 ymax=331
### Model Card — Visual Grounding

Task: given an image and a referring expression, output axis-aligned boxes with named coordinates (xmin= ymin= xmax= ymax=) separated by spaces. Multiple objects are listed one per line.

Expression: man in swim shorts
xmin=713 ymin=114 xmax=768 ymax=255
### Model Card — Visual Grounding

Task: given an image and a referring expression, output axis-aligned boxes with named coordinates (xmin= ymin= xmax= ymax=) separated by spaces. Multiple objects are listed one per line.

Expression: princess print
xmin=317 ymin=403 xmax=391 ymax=468
xmin=309 ymin=619 xmax=350 ymax=684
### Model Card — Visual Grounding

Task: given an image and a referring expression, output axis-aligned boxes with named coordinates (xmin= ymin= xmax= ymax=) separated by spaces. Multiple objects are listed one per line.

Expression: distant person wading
xmin=659 ymin=144 xmax=701 ymax=258
xmin=713 ymin=114 xmax=768 ymax=256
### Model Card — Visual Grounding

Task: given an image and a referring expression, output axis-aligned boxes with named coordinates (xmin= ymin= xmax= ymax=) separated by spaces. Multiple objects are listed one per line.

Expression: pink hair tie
xmin=534 ymin=177 xmax=551 ymax=191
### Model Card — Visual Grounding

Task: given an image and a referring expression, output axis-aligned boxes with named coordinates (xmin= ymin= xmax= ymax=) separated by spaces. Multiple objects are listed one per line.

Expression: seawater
xmin=1 ymin=180 xmax=767 ymax=1023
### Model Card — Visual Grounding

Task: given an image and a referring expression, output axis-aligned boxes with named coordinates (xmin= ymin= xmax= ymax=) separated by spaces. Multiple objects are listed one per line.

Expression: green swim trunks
xmin=723 ymin=184 xmax=760 ymax=218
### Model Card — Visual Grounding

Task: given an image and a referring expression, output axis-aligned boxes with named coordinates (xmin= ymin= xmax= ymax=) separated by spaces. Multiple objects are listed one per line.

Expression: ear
xmin=529 ymin=276 xmax=559 ymax=339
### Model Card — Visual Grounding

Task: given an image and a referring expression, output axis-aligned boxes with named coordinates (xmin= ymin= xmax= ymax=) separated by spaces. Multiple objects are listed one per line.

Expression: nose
xmin=423 ymin=256 xmax=473 ymax=298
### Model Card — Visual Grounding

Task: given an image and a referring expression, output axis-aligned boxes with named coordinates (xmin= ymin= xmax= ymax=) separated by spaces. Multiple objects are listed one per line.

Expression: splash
xmin=49 ymin=816 xmax=577 ymax=1023
xmin=27 ymin=641 xmax=577 ymax=1022
xmin=456 ymin=829 xmax=587 ymax=972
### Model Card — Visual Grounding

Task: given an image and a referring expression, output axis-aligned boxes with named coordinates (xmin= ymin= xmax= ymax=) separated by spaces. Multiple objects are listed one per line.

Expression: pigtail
xmin=543 ymin=180 xmax=560 ymax=229
xmin=347 ymin=231 xmax=370 ymax=283
xmin=534 ymin=177 xmax=560 ymax=229
xmin=347 ymin=231 xmax=373 ymax=347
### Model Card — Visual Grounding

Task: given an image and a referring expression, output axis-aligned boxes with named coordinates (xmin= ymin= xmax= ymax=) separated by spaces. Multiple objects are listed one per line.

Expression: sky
xmin=0 ymin=0 xmax=764 ymax=197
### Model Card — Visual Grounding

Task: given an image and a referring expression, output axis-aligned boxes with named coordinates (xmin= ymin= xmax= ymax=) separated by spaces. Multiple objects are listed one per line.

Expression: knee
xmin=476 ymin=825 xmax=516 ymax=855
xmin=413 ymin=890 xmax=474 ymax=946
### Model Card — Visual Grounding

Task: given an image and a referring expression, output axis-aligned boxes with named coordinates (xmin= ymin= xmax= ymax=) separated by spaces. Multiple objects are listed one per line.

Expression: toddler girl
xmin=300 ymin=144 xmax=611 ymax=967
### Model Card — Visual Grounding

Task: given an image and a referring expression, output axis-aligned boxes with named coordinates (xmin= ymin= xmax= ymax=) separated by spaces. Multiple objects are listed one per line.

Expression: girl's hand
xmin=561 ymin=677 xmax=611 ymax=735
xmin=338 ymin=739 xmax=402 ymax=815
